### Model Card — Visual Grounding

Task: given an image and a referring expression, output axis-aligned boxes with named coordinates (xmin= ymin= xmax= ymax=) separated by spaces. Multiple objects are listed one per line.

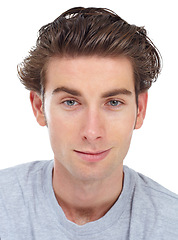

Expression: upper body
xmin=0 ymin=160 xmax=178 ymax=240
xmin=2 ymin=6 xmax=177 ymax=239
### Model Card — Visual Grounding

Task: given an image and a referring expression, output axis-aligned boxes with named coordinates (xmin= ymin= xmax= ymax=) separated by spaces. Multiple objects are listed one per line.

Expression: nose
xmin=81 ymin=108 xmax=104 ymax=143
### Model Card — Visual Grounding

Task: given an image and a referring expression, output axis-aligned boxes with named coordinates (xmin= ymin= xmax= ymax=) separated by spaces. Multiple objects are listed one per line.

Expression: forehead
xmin=45 ymin=56 xmax=135 ymax=94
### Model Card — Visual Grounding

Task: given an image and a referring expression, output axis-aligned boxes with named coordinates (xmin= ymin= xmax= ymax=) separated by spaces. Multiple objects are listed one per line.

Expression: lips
xmin=74 ymin=149 xmax=111 ymax=162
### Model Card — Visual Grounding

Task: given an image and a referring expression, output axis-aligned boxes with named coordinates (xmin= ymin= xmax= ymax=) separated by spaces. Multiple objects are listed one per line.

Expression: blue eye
xmin=108 ymin=100 xmax=121 ymax=107
xmin=64 ymin=100 xmax=77 ymax=106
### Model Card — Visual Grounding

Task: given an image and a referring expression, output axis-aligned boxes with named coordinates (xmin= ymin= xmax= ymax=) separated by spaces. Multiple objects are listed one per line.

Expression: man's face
xmin=31 ymin=56 xmax=147 ymax=182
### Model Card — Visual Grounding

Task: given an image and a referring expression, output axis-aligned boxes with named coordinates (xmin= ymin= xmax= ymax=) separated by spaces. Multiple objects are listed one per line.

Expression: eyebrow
xmin=52 ymin=87 xmax=81 ymax=96
xmin=52 ymin=86 xmax=132 ymax=98
xmin=101 ymin=88 xmax=132 ymax=98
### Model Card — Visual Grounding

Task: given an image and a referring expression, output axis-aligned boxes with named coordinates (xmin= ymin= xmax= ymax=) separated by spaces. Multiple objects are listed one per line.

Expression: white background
xmin=0 ymin=0 xmax=177 ymax=194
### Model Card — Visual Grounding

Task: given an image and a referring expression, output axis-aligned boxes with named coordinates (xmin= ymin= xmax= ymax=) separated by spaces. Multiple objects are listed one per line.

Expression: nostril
xmin=82 ymin=134 xmax=102 ymax=142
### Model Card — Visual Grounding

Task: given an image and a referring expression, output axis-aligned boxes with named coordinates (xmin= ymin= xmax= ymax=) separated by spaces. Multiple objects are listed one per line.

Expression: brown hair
xmin=17 ymin=7 xmax=161 ymax=99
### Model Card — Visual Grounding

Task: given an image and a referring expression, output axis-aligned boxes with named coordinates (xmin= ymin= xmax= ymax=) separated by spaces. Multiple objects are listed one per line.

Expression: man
xmin=0 ymin=7 xmax=178 ymax=239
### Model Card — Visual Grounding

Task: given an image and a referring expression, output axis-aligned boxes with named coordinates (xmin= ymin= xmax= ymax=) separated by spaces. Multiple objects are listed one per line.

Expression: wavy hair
xmin=17 ymin=7 xmax=161 ymax=99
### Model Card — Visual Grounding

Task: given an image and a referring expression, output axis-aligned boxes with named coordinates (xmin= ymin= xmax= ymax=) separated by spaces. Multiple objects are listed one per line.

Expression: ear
xmin=135 ymin=91 xmax=148 ymax=129
xmin=30 ymin=91 xmax=46 ymax=126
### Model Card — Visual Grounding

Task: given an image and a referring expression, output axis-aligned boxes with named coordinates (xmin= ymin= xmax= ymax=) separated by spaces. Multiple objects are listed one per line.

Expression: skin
xmin=30 ymin=56 xmax=147 ymax=225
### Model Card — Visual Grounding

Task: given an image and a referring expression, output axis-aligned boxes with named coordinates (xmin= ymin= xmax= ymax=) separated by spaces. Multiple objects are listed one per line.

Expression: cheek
xmin=108 ymin=109 xmax=137 ymax=141
xmin=106 ymin=120 xmax=135 ymax=164
xmin=47 ymin=111 xmax=76 ymax=149
xmin=109 ymin=113 xmax=136 ymax=163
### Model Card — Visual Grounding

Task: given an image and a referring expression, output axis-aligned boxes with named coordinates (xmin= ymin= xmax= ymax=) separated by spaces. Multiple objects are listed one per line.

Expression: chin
xmin=71 ymin=161 xmax=121 ymax=183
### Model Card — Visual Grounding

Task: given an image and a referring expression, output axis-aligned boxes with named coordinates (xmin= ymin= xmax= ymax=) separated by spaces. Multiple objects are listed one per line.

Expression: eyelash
xmin=106 ymin=100 xmax=123 ymax=108
xmin=62 ymin=99 xmax=78 ymax=107
xmin=61 ymin=99 xmax=123 ymax=109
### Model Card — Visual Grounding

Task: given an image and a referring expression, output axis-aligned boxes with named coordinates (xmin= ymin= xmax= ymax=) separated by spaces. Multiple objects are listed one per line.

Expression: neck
xmin=52 ymin=161 xmax=124 ymax=225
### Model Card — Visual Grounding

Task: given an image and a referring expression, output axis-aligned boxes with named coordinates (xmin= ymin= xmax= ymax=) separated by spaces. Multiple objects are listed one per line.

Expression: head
xmin=17 ymin=7 xmax=161 ymax=181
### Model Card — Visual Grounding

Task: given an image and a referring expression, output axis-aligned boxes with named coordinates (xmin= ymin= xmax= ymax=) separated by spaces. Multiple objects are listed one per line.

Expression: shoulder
xmin=0 ymin=161 xmax=53 ymax=236
xmin=124 ymin=165 xmax=178 ymax=202
xmin=0 ymin=160 xmax=53 ymax=197
xmin=124 ymin=166 xmax=178 ymax=235
xmin=0 ymin=160 xmax=51 ymax=181
xmin=136 ymin=169 xmax=178 ymax=204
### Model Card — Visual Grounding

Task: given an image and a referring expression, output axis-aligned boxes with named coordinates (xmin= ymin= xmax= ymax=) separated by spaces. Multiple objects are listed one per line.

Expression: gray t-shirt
xmin=0 ymin=160 xmax=178 ymax=239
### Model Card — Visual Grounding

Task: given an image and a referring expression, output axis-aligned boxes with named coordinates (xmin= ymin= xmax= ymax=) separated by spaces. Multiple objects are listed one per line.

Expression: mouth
xmin=74 ymin=149 xmax=111 ymax=162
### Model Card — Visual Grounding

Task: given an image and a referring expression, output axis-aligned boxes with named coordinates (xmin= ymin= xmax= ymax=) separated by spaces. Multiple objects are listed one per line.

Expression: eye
xmin=107 ymin=100 xmax=122 ymax=107
xmin=63 ymin=100 xmax=78 ymax=107
xmin=61 ymin=99 xmax=81 ymax=110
